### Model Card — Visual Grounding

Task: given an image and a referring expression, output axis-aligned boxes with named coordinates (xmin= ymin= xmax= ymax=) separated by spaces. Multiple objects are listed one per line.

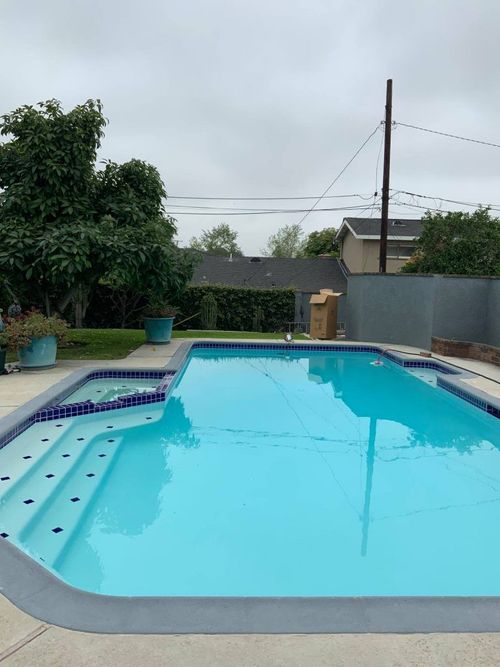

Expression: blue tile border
xmin=437 ymin=376 xmax=500 ymax=417
xmin=42 ymin=370 xmax=177 ymax=424
xmin=0 ymin=369 xmax=177 ymax=449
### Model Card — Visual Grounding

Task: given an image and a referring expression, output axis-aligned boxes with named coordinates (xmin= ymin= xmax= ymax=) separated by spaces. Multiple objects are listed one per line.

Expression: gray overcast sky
xmin=1 ymin=0 xmax=500 ymax=254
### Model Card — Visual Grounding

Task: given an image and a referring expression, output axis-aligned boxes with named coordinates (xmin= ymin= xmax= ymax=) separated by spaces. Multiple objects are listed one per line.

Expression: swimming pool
xmin=0 ymin=342 xmax=499 ymax=632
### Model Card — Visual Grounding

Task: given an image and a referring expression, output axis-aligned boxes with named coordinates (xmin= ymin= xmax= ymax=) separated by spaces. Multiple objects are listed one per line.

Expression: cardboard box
xmin=309 ymin=290 xmax=343 ymax=339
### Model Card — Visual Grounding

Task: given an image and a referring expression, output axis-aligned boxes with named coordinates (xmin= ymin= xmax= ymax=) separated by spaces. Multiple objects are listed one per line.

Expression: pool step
xmin=19 ymin=435 xmax=123 ymax=568
xmin=1 ymin=431 xmax=102 ymax=551
xmin=0 ymin=420 xmax=77 ymax=537
xmin=0 ymin=401 xmax=164 ymax=563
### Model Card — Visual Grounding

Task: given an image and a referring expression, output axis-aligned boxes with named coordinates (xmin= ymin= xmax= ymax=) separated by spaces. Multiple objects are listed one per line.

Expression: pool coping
xmin=0 ymin=340 xmax=500 ymax=634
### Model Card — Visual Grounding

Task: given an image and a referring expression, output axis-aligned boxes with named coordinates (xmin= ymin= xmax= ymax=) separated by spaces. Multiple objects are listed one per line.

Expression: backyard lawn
xmin=6 ymin=328 xmax=307 ymax=361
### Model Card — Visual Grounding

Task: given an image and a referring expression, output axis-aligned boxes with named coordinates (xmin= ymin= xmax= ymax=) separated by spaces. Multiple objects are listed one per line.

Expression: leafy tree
xmin=401 ymin=208 xmax=500 ymax=275
xmin=301 ymin=227 xmax=339 ymax=257
xmin=0 ymin=99 xmax=195 ymax=326
xmin=262 ymin=223 xmax=304 ymax=258
xmin=189 ymin=223 xmax=242 ymax=256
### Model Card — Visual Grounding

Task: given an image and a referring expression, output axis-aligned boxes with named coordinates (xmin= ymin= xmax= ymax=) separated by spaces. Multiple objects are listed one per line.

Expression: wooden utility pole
xmin=379 ymin=78 xmax=393 ymax=273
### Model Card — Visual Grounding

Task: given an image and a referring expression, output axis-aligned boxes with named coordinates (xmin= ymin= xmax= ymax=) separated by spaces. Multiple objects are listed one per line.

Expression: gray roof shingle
xmin=191 ymin=254 xmax=347 ymax=293
xmin=338 ymin=217 xmax=423 ymax=239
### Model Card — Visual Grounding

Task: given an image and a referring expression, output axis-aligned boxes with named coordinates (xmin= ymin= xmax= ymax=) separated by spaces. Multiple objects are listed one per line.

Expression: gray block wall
xmin=487 ymin=279 xmax=500 ymax=348
xmin=346 ymin=274 xmax=500 ymax=350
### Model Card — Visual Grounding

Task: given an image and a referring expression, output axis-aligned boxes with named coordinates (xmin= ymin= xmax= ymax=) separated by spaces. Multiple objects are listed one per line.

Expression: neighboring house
xmin=335 ymin=217 xmax=423 ymax=273
xmin=191 ymin=254 xmax=348 ymax=327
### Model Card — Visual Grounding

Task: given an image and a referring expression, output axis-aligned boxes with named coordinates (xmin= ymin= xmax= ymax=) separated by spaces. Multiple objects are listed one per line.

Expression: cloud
xmin=1 ymin=0 xmax=499 ymax=252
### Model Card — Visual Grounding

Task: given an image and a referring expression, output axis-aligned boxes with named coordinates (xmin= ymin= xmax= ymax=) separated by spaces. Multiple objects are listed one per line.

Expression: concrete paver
xmin=0 ymin=595 xmax=43 ymax=654
xmin=3 ymin=627 xmax=500 ymax=666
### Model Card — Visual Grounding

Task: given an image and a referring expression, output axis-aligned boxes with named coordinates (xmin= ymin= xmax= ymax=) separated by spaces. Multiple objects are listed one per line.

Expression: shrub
xmin=176 ymin=285 xmax=295 ymax=332
xmin=85 ymin=284 xmax=296 ymax=332
xmin=3 ymin=310 xmax=69 ymax=350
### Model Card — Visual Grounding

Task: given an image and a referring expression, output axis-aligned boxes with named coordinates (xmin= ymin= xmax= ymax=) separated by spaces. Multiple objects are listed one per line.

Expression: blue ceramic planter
xmin=18 ymin=335 xmax=58 ymax=369
xmin=144 ymin=317 xmax=174 ymax=344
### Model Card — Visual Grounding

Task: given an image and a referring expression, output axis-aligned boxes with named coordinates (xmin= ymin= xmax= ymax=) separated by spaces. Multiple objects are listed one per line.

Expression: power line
xmin=391 ymin=188 xmax=500 ymax=212
xmin=165 ymin=203 xmax=381 ymax=216
xmin=388 ymin=198 xmax=454 ymax=214
xmin=165 ymin=202 xmax=374 ymax=213
xmin=166 ymin=193 xmax=374 ymax=202
xmin=394 ymin=121 xmax=500 ymax=149
xmin=294 ymin=124 xmax=381 ymax=227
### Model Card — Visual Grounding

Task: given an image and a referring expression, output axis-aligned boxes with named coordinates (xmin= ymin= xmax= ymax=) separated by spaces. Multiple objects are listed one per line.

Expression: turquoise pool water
xmin=60 ymin=378 xmax=158 ymax=405
xmin=0 ymin=348 xmax=499 ymax=596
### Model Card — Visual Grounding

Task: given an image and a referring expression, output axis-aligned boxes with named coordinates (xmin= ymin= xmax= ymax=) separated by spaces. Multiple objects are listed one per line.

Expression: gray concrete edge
xmin=1 ymin=340 xmax=500 ymax=634
xmin=2 ymin=537 xmax=500 ymax=634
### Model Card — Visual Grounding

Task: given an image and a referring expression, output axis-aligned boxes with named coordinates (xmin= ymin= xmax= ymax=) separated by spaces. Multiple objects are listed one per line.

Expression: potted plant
xmin=4 ymin=310 xmax=69 ymax=370
xmin=143 ymin=300 xmax=177 ymax=344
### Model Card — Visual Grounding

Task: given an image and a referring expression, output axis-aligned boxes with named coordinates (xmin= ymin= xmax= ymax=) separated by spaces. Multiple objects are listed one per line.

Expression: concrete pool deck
xmin=1 ymin=337 xmax=500 ymax=665
xmin=1 ymin=594 xmax=500 ymax=666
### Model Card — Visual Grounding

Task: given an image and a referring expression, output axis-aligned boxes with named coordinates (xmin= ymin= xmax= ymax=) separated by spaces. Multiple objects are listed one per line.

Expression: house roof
xmin=191 ymin=254 xmax=347 ymax=293
xmin=335 ymin=217 xmax=423 ymax=242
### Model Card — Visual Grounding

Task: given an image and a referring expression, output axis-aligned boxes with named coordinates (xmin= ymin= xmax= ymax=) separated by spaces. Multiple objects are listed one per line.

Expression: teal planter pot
xmin=18 ymin=335 xmax=58 ymax=369
xmin=144 ymin=317 xmax=174 ymax=344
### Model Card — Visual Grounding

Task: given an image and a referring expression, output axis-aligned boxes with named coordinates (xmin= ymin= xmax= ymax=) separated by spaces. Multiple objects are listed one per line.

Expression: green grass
xmin=58 ymin=329 xmax=147 ymax=360
xmin=7 ymin=328 xmax=307 ymax=361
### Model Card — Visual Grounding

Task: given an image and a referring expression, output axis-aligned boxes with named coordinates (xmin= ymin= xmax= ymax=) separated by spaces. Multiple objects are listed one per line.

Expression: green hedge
xmin=176 ymin=284 xmax=295 ymax=332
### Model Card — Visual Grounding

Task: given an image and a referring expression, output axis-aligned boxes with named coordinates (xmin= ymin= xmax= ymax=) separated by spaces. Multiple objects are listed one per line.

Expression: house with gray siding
xmin=336 ymin=217 xmax=423 ymax=273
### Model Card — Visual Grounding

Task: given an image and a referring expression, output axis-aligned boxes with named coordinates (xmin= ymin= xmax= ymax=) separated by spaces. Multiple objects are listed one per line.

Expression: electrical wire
xmin=164 ymin=202 xmax=377 ymax=213
xmin=369 ymin=130 xmax=385 ymax=218
xmin=166 ymin=193 xmax=374 ymax=202
xmin=294 ymin=125 xmax=382 ymax=227
xmin=391 ymin=188 xmax=500 ymax=212
xmin=388 ymin=198 xmax=454 ymax=215
xmin=394 ymin=121 xmax=500 ymax=149
xmin=164 ymin=203 xmax=384 ymax=216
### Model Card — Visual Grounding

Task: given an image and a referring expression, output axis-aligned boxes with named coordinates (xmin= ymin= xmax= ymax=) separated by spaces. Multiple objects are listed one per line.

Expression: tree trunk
xmin=58 ymin=288 xmax=77 ymax=315
xmin=73 ymin=285 xmax=90 ymax=329
xmin=43 ymin=292 xmax=51 ymax=317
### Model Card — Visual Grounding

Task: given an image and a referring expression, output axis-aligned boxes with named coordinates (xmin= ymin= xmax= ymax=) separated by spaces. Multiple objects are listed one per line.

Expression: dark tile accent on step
xmin=86 ymin=473 xmax=95 ymax=477
xmin=52 ymin=527 xmax=63 ymax=533
xmin=23 ymin=498 xmax=35 ymax=504
xmin=45 ymin=474 xmax=55 ymax=479
xmin=70 ymin=497 xmax=80 ymax=503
